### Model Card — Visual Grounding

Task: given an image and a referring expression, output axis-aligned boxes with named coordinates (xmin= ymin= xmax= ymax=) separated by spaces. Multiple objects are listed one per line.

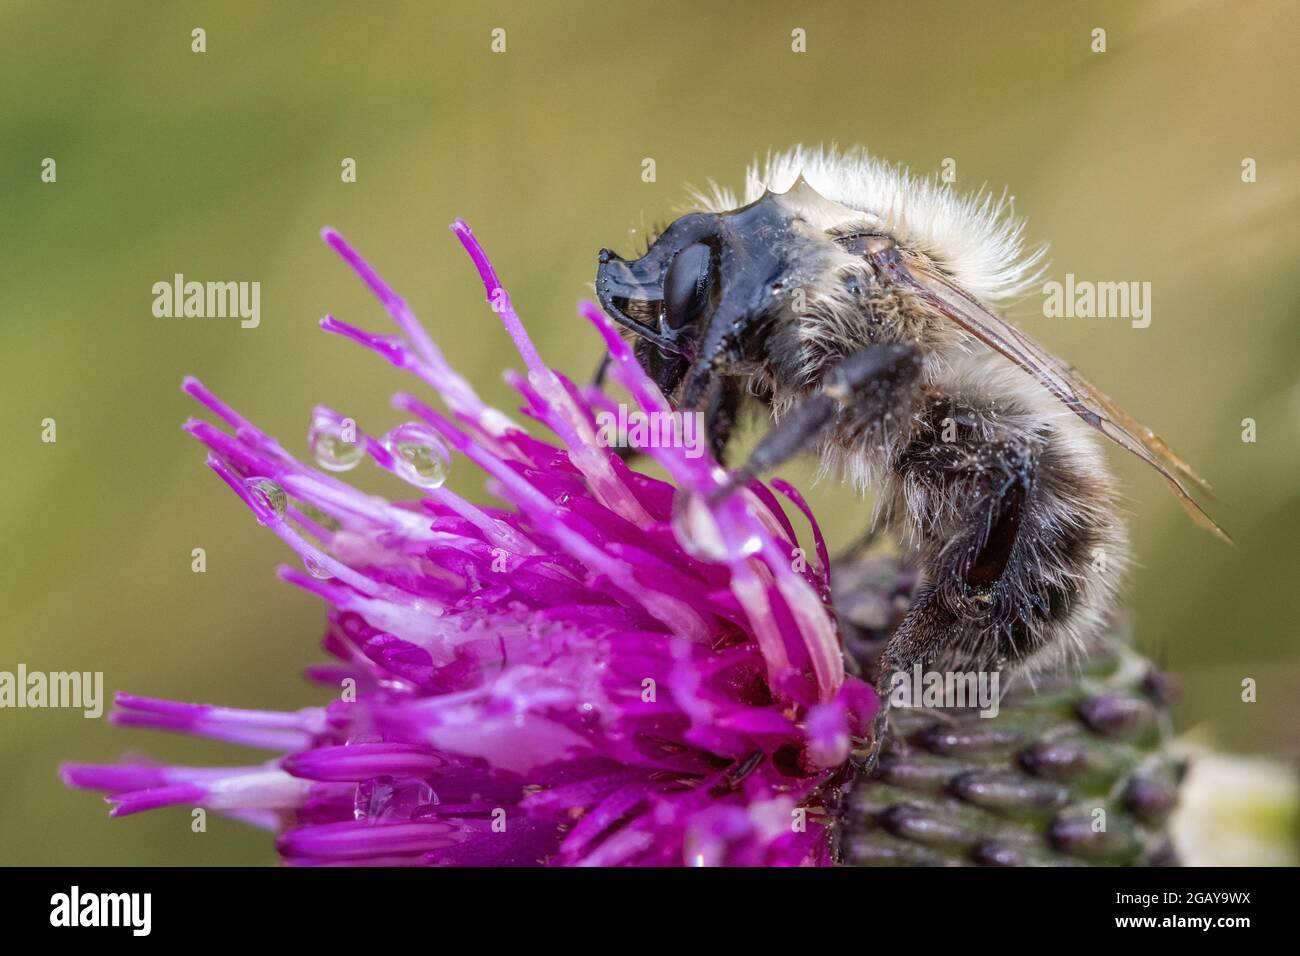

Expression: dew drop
xmin=304 ymin=552 xmax=333 ymax=579
xmin=354 ymin=778 xmax=437 ymax=822
xmin=308 ymin=415 xmax=364 ymax=472
xmin=382 ymin=423 xmax=451 ymax=489
xmin=244 ymin=478 xmax=286 ymax=520
xmin=672 ymin=490 xmax=726 ymax=560
xmin=671 ymin=490 xmax=760 ymax=562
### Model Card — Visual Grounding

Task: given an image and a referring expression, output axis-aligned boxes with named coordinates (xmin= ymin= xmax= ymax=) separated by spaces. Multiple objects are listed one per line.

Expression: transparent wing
xmin=872 ymin=247 xmax=1230 ymax=543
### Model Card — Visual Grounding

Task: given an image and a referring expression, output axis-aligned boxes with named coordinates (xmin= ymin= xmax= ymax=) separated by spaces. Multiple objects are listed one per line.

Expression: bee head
xmin=596 ymin=179 xmax=854 ymax=407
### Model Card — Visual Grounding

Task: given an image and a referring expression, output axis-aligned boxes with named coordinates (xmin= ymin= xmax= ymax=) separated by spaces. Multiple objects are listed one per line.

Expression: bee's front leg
xmin=702 ymin=376 xmax=744 ymax=464
xmin=590 ymin=351 xmax=613 ymax=389
xmin=711 ymin=343 xmax=923 ymax=499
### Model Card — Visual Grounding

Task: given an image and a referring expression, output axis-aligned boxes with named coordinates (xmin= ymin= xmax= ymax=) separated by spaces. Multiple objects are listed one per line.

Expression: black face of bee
xmin=596 ymin=190 xmax=833 ymax=407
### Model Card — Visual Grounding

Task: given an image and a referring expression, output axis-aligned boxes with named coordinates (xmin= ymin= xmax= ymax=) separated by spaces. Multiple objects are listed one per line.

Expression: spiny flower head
xmin=62 ymin=223 xmax=876 ymax=866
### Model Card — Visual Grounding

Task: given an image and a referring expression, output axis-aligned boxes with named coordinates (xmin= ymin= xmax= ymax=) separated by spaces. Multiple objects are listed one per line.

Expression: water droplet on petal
xmin=308 ymin=415 xmax=364 ymax=472
xmin=382 ymin=423 xmax=451 ymax=489
xmin=244 ymin=478 xmax=286 ymax=521
xmin=304 ymin=552 xmax=333 ymax=579
xmin=353 ymin=778 xmax=436 ymax=821
xmin=672 ymin=489 xmax=728 ymax=561
xmin=671 ymin=489 xmax=763 ymax=562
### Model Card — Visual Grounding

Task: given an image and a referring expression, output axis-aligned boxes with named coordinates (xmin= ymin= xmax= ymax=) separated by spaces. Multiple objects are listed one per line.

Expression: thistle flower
xmin=62 ymin=223 xmax=876 ymax=866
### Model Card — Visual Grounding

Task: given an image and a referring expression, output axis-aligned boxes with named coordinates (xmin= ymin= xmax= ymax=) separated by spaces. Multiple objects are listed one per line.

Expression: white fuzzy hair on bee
xmin=693 ymin=144 xmax=1048 ymax=305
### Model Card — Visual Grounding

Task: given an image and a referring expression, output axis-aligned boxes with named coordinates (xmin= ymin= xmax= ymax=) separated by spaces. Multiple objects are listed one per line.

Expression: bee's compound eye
xmin=662 ymin=242 xmax=714 ymax=330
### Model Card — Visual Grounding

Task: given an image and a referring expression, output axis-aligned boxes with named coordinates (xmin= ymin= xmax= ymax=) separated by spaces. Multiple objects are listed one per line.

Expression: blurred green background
xmin=1 ymin=0 xmax=1296 ymax=864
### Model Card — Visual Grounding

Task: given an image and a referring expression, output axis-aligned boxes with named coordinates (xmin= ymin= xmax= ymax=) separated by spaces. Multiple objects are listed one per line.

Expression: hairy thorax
xmin=753 ymin=253 xmax=975 ymax=484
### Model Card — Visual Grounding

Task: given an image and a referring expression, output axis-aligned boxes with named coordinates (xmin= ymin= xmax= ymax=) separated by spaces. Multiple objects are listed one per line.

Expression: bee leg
xmin=590 ymin=352 xmax=613 ymax=389
xmin=881 ymin=433 xmax=1038 ymax=676
xmin=703 ymin=377 xmax=744 ymax=464
xmin=588 ymin=352 xmax=648 ymax=463
xmin=711 ymin=343 xmax=922 ymax=500
xmin=860 ymin=662 xmax=964 ymax=775
xmin=856 ymin=693 xmax=892 ymax=773
xmin=880 ymin=396 xmax=1120 ymax=678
